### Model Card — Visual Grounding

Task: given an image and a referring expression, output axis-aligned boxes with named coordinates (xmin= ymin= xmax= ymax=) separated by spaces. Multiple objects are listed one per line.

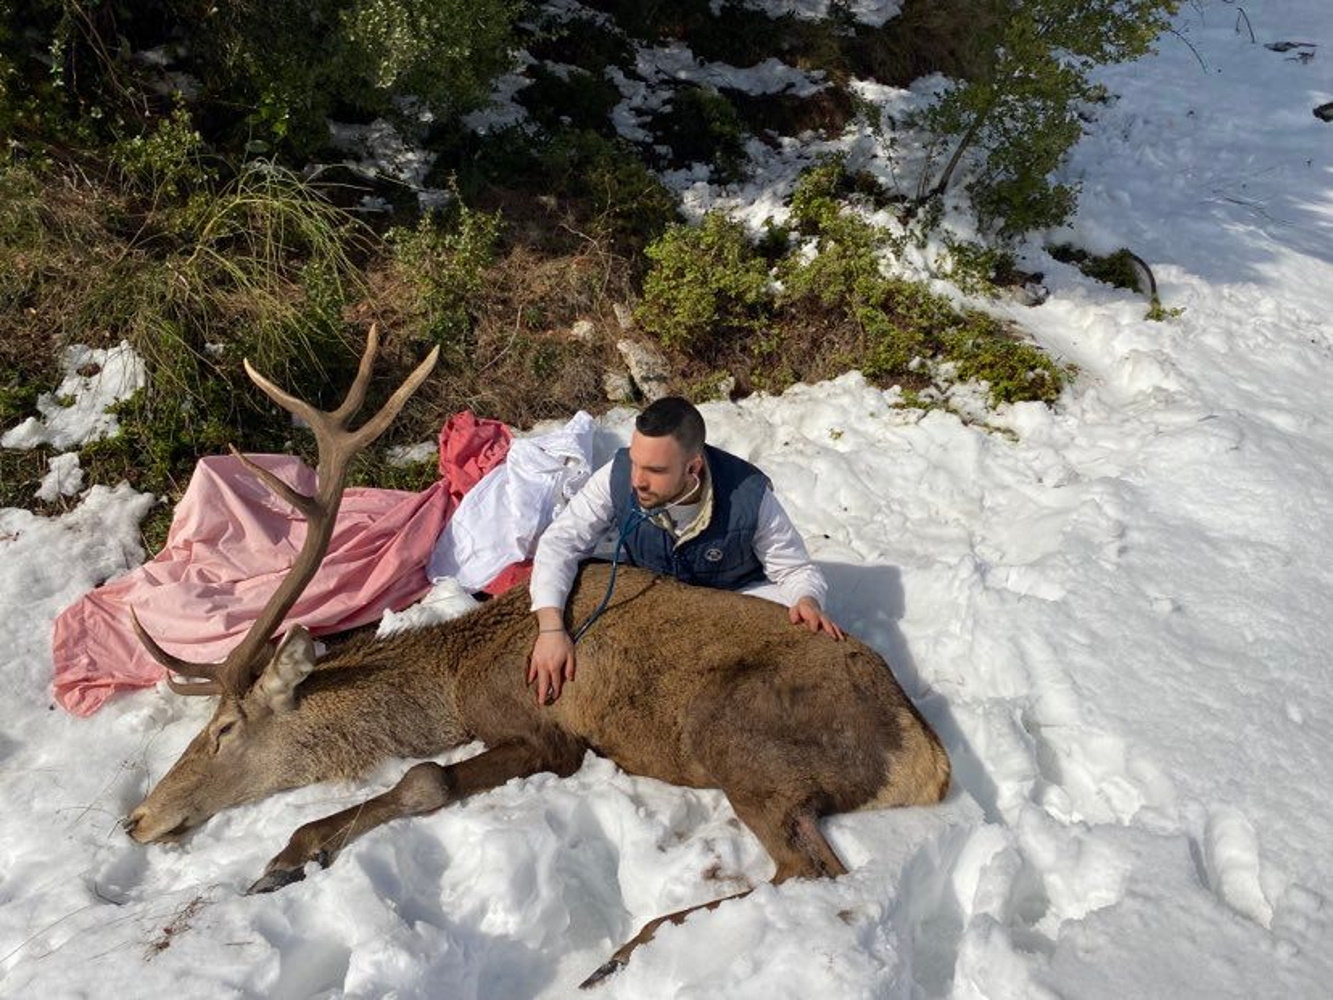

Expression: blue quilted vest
xmin=609 ymin=444 xmax=769 ymax=590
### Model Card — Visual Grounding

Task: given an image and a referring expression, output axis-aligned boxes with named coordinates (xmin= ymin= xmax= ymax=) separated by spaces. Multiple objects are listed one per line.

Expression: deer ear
xmin=252 ymin=626 xmax=317 ymax=714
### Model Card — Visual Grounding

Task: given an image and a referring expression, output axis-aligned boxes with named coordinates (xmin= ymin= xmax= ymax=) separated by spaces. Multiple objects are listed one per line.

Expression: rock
xmin=613 ymin=303 xmax=634 ymax=331
xmin=571 ymin=319 xmax=596 ymax=342
xmin=1315 ymin=102 xmax=1333 ymax=123
xmin=602 ymin=369 xmax=636 ymax=403
xmin=616 ymin=338 xmax=672 ymax=402
xmin=1008 ymin=279 xmax=1050 ymax=307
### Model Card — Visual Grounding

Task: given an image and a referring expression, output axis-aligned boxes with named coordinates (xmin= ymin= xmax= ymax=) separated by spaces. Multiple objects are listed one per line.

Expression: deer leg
xmin=249 ymin=739 xmax=571 ymax=894
xmin=579 ymin=798 xmax=847 ymax=989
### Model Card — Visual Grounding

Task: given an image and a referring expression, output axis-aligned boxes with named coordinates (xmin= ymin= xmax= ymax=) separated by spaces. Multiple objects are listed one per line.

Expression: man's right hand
xmin=528 ymin=628 xmax=576 ymax=705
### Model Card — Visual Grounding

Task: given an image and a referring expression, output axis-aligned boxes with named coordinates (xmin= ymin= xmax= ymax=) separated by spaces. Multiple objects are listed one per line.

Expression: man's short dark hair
xmin=636 ymin=396 xmax=705 ymax=454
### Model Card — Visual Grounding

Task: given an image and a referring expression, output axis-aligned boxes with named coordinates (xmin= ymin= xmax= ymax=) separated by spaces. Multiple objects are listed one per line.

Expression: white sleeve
xmin=752 ymin=488 xmax=829 ymax=607
xmin=528 ymin=462 xmax=618 ymax=611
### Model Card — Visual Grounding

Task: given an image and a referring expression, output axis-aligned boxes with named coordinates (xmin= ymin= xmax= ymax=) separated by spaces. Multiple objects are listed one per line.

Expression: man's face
xmin=628 ymin=431 xmax=701 ymax=509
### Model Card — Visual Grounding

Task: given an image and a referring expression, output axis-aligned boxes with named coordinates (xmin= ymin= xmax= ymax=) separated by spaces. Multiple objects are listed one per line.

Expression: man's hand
xmin=528 ymin=616 xmax=577 ymax=705
xmin=789 ymin=596 xmax=844 ymax=640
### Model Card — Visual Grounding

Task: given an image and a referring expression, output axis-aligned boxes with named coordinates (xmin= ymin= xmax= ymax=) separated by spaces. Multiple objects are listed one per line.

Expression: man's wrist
xmin=534 ymin=606 xmax=566 ymax=634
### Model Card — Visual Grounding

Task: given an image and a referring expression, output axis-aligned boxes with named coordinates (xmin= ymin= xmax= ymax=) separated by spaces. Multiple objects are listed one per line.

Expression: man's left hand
xmin=790 ymin=597 xmax=844 ymax=640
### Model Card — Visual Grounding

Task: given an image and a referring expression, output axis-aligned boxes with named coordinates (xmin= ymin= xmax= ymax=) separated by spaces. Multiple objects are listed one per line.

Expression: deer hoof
xmin=578 ymin=957 xmax=626 ymax=989
xmin=246 ymin=866 xmax=307 ymax=895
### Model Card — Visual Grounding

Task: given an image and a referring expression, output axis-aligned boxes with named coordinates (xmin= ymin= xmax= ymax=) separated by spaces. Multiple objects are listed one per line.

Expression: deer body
xmin=132 ymin=564 xmax=947 ymax=836
xmin=123 ymin=330 xmax=949 ymax=986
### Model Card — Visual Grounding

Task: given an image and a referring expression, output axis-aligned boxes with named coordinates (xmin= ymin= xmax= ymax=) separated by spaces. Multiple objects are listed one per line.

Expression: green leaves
xmin=918 ymin=0 xmax=1180 ymax=236
xmin=388 ymin=194 xmax=503 ymax=355
xmin=635 ymin=213 xmax=772 ymax=353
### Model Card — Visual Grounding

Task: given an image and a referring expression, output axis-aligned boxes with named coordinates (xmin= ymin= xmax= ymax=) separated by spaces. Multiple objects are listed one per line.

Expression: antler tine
xmin=347 ymin=343 xmax=441 ymax=451
xmin=165 ymin=675 xmax=225 ymax=697
xmin=329 ymin=322 xmax=381 ymax=424
xmin=240 ymin=325 xmax=384 ymax=435
xmin=130 ymin=609 xmax=225 ymax=697
xmin=227 ymin=446 xmax=318 ymax=519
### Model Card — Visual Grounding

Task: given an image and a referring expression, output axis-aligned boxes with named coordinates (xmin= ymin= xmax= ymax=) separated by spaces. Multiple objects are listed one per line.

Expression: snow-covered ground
xmin=3 ymin=1 xmax=1332 ymax=996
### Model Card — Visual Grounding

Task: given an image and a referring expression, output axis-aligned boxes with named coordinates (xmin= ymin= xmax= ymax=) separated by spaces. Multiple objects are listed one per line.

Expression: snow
xmin=35 ymin=452 xmax=84 ymax=502
xmin=733 ymin=0 xmax=904 ymax=29
xmin=1 ymin=340 xmax=146 ymax=451
xmin=3 ymin=2 xmax=1333 ymax=997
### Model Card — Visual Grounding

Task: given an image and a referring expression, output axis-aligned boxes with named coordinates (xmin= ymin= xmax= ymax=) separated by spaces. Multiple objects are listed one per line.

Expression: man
xmin=528 ymin=396 xmax=842 ymax=704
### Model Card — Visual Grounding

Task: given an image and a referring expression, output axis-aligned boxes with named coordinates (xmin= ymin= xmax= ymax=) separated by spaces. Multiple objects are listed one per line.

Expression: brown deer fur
xmin=127 ymin=561 xmax=949 ymax=982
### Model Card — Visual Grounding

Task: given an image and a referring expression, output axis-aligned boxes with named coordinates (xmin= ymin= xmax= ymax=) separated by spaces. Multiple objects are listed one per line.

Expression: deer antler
xmin=134 ymin=324 xmax=439 ymax=697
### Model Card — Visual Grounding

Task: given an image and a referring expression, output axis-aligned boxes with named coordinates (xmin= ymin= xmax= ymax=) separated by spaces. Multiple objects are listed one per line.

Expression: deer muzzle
xmin=123 ymin=804 xmax=193 ymax=843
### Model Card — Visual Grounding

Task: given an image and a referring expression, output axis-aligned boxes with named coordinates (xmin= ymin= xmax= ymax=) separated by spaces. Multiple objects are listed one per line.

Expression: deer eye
xmin=212 ymin=720 xmax=238 ymax=751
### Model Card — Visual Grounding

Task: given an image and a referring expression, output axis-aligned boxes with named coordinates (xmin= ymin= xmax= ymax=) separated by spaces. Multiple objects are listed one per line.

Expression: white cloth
xmin=528 ymin=460 xmax=829 ymax=611
xmin=428 ymin=412 xmax=595 ymax=589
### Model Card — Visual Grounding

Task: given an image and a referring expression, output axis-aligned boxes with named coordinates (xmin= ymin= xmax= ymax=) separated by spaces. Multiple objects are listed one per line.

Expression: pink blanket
xmin=53 ymin=412 xmax=513 ymax=716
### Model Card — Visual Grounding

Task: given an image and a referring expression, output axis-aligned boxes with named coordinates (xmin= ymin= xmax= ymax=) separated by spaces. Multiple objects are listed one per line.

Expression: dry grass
xmin=357 ymin=235 xmax=637 ymax=438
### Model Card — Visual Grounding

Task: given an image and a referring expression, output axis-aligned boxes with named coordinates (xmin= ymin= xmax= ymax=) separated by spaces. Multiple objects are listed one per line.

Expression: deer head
xmin=123 ymin=326 xmax=437 ymax=843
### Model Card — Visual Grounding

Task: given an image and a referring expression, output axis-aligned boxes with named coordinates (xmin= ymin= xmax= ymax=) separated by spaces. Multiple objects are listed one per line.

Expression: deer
xmin=122 ymin=326 xmax=952 ymax=988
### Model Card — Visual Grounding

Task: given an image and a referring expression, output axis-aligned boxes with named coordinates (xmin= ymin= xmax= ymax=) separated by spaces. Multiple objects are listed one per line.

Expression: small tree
xmin=916 ymin=0 xmax=1180 ymax=236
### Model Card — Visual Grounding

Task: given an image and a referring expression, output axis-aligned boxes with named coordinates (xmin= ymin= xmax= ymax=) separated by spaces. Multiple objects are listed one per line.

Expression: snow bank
xmin=2 ymin=341 xmax=146 ymax=451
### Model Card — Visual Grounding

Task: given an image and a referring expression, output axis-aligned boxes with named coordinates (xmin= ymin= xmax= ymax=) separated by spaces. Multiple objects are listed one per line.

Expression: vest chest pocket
xmin=682 ymin=531 xmax=761 ymax=589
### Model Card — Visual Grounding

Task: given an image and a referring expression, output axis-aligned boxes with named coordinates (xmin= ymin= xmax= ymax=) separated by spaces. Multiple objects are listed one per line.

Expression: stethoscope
xmin=571 ymin=471 xmax=701 ymax=643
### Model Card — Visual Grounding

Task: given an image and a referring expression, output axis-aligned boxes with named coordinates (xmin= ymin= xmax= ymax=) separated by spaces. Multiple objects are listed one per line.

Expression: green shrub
xmin=941 ymin=314 xmax=1064 ymax=404
xmin=518 ymin=64 xmax=622 ymax=134
xmin=779 ymin=170 xmax=1065 ymax=407
xmin=636 ymin=213 xmax=771 ymax=353
xmin=388 ymin=195 xmax=503 ymax=355
xmin=112 ymin=103 xmax=213 ymax=201
xmin=1048 ymin=243 xmax=1139 ymax=290
xmin=789 ymin=154 xmax=896 ymax=234
xmin=0 ymin=146 xmax=379 ymax=505
xmin=781 ymin=222 xmax=883 ymax=310
xmin=942 ymin=236 xmax=1018 ymax=297
xmin=202 ymin=0 xmax=517 ymax=156
xmin=783 ymin=158 xmax=907 ymax=309
xmin=789 ymin=156 xmax=848 ymax=234
xmin=541 ymin=130 xmax=680 ymax=247
xmin=1048 ymin=242 xmax=1181 ymax=322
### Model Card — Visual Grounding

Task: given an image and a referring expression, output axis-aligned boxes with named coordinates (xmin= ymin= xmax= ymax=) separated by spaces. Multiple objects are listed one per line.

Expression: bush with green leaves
xmin=942 ymin=236 xmax=1018 ymax=297
xmin=199 ymin=0 xmax=518 ymax=156
xmin=635 ymin=213 xmax=772 ymax=353
xmin=1 ymin=124 xmax=381 ymax=510
xmin=388 ymin=197 xmax=503 ymax=355
xmin=916 ymin=0 xmax=1180 ymax=237
xmin=634 ymin=175 xmax=1065 ymax=408
xmin=1048 ymin=242 xmax=1181 ymax=321
xmin=781 ymin=157 xmax=904 ymax=311
xmin=112 ymin=103 xmax=213 ymax=201
xmin=538 ymin=130 xmax=680 ymax=248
